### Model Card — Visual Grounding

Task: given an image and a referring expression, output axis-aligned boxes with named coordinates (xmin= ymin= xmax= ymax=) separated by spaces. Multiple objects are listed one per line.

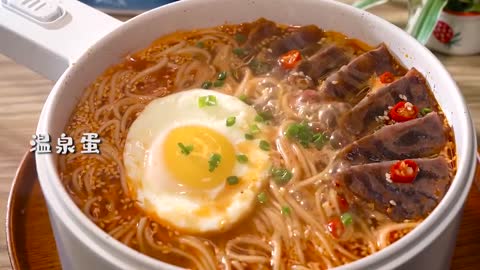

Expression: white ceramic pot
xmin=0 ymin=0 xmax=476 ymax=269
xmin=427 ymin=10 xmax=480 ymax=55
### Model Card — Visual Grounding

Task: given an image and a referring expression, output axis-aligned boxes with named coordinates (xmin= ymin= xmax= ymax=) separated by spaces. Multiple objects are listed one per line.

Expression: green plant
xmin=445 ymin=0 xmax=480 ymax=12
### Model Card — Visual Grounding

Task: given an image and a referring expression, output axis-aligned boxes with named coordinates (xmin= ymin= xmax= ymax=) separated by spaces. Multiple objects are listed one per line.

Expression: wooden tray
xmin=6 ymin=152 xmax=480 ymax=270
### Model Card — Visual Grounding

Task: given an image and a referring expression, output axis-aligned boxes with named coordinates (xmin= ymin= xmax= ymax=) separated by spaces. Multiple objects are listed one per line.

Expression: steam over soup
xmin=59 ymin=18 xmax=455 ymax=269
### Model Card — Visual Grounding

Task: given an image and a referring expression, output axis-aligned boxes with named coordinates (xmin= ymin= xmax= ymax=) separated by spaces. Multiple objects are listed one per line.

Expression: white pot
xmin=427 ymin=11 xmax=480 ymax=55
xmin=0 ymin=0 xmax=476 ymax=269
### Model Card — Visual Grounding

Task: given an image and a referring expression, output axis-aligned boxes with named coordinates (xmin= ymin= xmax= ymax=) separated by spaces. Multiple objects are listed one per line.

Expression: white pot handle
xmin=0 ymin=0 xmax=122 ymax=81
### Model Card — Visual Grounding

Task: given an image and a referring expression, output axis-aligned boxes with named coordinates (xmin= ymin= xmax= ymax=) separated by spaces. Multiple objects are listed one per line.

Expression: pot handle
xmin=0 ymin=0 xmax=122 ymax=81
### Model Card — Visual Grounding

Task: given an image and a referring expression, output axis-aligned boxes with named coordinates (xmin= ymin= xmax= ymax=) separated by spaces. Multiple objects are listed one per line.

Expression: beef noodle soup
xmin=59 ymin=18 xmax=456 ymax=269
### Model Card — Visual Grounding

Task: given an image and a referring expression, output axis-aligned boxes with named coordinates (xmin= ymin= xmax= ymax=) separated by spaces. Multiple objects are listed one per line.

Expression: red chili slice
xmin=327 ymin=216 xmax=345 ymax=239
xmin=337 ymin=195 xmax=349 ymax=212
xmin=279 ymin=49 xmax=302 ymax=69
xmin=389 ymin=160 xmax=419 ymax=183
xmin=388 ymin=101 xmax=418 ymax=122
xmin=379 ymin=71 xmax=395 ymax=83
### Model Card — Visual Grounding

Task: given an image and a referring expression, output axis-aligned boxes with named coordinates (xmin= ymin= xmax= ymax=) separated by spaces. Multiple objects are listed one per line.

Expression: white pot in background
xmin=427 ymin=11 xmax=480 ymax=55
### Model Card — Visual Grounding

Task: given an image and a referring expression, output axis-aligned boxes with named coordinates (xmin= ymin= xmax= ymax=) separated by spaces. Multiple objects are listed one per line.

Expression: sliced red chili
xmin=379 ymin=71 xmax=395 ymax=83
xmin=279 ymin=49 xmax=302 ymax=69
xmin=337 ymin=195 xmax=349 ymax=212
xmin=327 ymin=216 xmax=345 ymax=239
xmin=390 ymin=160 xmax=419 ymax=183
xmin=388 ymin=101 xmax=418 ymax=122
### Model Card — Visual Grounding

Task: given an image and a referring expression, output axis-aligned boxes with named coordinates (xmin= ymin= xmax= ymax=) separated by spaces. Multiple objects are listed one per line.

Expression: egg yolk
xmin=163 ymin=125 xmax=236 ymax=189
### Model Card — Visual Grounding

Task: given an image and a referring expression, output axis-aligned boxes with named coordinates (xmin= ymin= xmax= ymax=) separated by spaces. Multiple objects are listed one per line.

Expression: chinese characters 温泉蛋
xmin=30 ymin=133 xmax=102 ymax=154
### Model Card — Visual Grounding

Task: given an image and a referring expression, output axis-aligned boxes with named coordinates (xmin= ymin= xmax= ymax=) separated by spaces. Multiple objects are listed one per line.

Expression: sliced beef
xmin=336 ymin=112 xmax=446 ymax=165
xmin=337 ymin=157 xmax=451 ymax=221
xmin=296 ymin=45 xmax=351 ymax=82
xmin=319 ymin=44 xmax=406 ymax=105
xmin=269 ymin=25 xmax=324 ymax=57
xmin=243 ymin=18 xmax=282 ymax=50
xmin=339 ymin=68 xmax=437 ymax=138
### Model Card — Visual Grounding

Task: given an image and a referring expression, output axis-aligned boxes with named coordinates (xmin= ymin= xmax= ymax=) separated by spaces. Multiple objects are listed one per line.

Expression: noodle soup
xmin=59 ymin=18 xmax=455 ymax=269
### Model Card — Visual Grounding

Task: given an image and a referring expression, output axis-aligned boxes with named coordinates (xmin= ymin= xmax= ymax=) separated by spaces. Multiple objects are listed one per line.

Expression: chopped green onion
xmin=226 ymin=176 xmax=239 ymax=185
xmin=250 ymin=124 xmax=261 ymax=134
xmin=226 ymin=116 xmax=236 ymax=127
xmin=196 ymin=41 xmax=205 ymax=48
xmin=213 ymin=80 xmax=224 ymax=87
xmin=178 ymin=143 xmax=193 ymax=155
xmin=201 ymin=81 xmax=212 ymax=89
xmin=208 ymin=153 xmax=221 ymax=172
xmin=198 ymin=95 xmax=217 ymax=107
xmin=420 ymin=107 xmax=432 ymax=116
xmin=236 ymin=154 xmax=249 ymax=163
xmin=259 ymin=140 xmax=270 ymax=151
xmin=281 ymin=206 xmax=291 ymax=215
xmin=313 ymin=132 xmax=329 ymax=149
xmin=233 ymin=48 xmax=248 ymax=57
xmin=257 ymin=192 xmax=267 ymax=204
xmin=285 ymin=122 xmax=312 ymax=147
xmin=245 ymin=133 xmax=254 ymax=140
xmin=285 ymin=122 xmax=329 ymax=148
xmin=254 ymin=114 xmax=264 ymax=123
xmin=234 ymin=33 xmax=247 ymax=43
xmin=341 ymin=212 xmax=353 ymax=226
xmin=239 ymin=94 xmax=249 ymax=103
xmin=271 ymin=167 xmax=293 ymax=185
xmin=217 ymin=71 xmax=227 ymax=81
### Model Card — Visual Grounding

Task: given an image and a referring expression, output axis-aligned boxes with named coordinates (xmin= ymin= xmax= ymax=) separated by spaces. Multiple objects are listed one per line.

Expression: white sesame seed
xmin=389 ymin=200 xmax=397 ymax=206
xmin=385 ymin=173 xmax=392 ymax=183
xmin=332 ymin=80 xmax=339 ymax=85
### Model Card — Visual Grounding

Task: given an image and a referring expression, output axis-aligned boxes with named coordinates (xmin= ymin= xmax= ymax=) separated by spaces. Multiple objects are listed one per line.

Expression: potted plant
xmin=427 ymin=0 xmax=480 ymax=55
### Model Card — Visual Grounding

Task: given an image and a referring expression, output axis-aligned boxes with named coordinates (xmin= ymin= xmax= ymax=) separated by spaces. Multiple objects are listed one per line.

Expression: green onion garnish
xmin=213 ymin=80 xmax=224 ymax=87
xmin=226 ymin=116 xmax=236 ymax=127
xmin=250 ymin=124 xmax=261 ymax=134
xmin=313 ymin=132 xmax=329 ymax=149
xmin=341 ymin=212 xmax=353 ymax=226
xmin=226 ymin=176 xmax=239 ymax=185
xmin=420 ymin=107 xmax=432 ymax=116
xmin=198 ymin=95 xmax=217 ymax=107
xmin=245 ymin=133 xmax=254 ymax=140
xmin=196 ymin=41 xmax=205 ymax=48
xmin=257 ymin=192 xmax=267 ymax=204
xmin=281 ymin=206 xmax=291 ymax=215
xmin=208 ymin=153 xmax=221 ymax=172
xmin=178 ymin=143 xmax=193 ymax=155
xmin=259 ymin=140 xmax=270 ymax=151
xmin=285 ymin=122 xmax=312 ymax=147
xmin=236 ymin=154 xmax=249 ymax=163
xmin=234 ymin=33 xmax=247 ymax=43
xmin=201 ymin=81 xmax=212 ymax=89
xmin=271 ymin=167 xmax=293 ymax=185
xmin=217 ymin=71 xmax=227 ymax=81
xmin=239 ymin=94 xmax=248 ymax=103
xmin=285 ymin=122 xmax=329 ymax=148
xmin=254 ymin=114 xmax=264 ymax=123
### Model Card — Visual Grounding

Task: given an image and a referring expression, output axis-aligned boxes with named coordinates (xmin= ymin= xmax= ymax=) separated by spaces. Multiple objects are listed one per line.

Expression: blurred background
xmin=0 ymin=1 xmax=478 ymax=269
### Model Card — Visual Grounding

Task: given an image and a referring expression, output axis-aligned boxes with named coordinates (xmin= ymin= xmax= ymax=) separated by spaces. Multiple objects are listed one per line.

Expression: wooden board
xmin=5 ymin=152 xmax=480 ymax=269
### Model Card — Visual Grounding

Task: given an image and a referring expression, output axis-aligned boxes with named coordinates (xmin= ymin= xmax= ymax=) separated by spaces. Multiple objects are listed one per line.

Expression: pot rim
xmin=35 ymin=0 xmax=477 ymax=269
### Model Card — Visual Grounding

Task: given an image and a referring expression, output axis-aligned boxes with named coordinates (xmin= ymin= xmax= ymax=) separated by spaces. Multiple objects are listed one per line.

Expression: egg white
xmin=124 ymin=89 xmax=271 ymax=234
